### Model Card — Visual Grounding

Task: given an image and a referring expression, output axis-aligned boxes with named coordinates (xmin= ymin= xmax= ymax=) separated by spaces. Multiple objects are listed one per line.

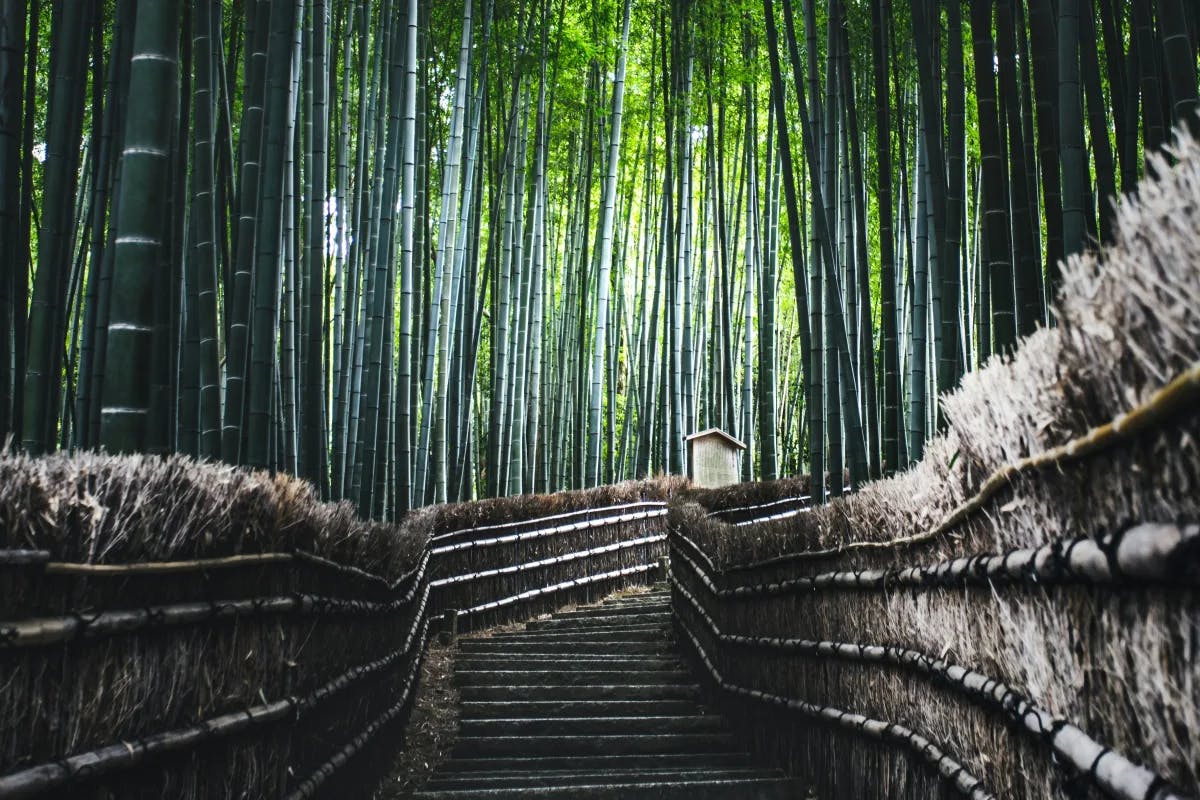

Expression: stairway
xmin=414 ymin=586 xmax=796 ymax=799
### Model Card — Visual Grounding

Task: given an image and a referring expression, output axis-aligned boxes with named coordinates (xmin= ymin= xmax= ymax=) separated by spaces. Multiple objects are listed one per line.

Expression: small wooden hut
xmin=685 ymin=428 xmax=746 ymax=488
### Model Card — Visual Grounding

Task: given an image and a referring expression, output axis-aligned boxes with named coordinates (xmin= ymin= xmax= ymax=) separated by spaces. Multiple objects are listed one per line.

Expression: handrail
xmin=668 ymin=526 xmax=1191 ymax=800
xmin=672 ymin=612 xmax=995 ymax=800
xmin=431 ymin=508 xmax=667 ymax=555
xmin=431 ymin=534 xmax=664 ymax=588
xmin=716 ymin=361 xmax=1200 ymax=572
xmin=670 ymin=522 xmax=1200 ymax=598
xmin=703 ymin=486 xmax=848 ymax=523
xmin=432 ymin=501 xmax=668 ymax=543
xmin=0 ymin=544 xmax=431 ymax=594
xmin=458 ymin=563 xmax=657 ymax=617
xmin=0 ymin=583 xmax=431 ymax=799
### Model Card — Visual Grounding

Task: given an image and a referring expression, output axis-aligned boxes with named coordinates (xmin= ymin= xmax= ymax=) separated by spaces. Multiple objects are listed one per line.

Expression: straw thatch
xmin=430 ymin=476 xmax=685 ymax=534
xmin=670 ymin=127 xmax=1200 ymax=798
xmin=0 ymin=451 xmax=432 ymax=799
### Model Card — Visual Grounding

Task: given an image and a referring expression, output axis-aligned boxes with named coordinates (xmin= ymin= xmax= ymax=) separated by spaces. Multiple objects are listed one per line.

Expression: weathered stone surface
xmin=417 ymin=587 xmax=797 ymax=799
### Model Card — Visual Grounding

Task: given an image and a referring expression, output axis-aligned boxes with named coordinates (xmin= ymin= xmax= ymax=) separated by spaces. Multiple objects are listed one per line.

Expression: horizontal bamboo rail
xmin=431 ymin=534 xmax=665 ymax=587
xmin=1 ymin=495 xmax=665 ymax=797
xmin=0 ymin=545 xmax=430 ymax=594
xmin=457 ymin=563 xmax=658 ymax=617
xmin=284 ymin=616 xmax=432 ymax=799
xmin=1 ymin=552 xmax=430 ymax=649
xmin=673 ymin=615 xmax=995 ymax=800
xmin=431 ymin=508 xmax=667 ymax=555
xmin=432 ymin=501 xmax=668 ymax=543
xmin=0 ymin=584 xmax=431 ymax=799
xmin=671 ymin=521 xmax=1200 ymax=597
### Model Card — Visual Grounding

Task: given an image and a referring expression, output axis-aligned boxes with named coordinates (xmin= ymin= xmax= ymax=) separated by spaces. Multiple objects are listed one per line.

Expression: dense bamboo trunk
xmin=23 ymin=6 xmax=91 ymax=453
xmin=100 ymin=0 xmax=179 ymax=453
xmin=586 ymin=0 xmax=631 ymax=488
xmin=0 ymin=0 xmax=25 ymax=439
xmin=970 ymin=0 xmax=1016 ymax=355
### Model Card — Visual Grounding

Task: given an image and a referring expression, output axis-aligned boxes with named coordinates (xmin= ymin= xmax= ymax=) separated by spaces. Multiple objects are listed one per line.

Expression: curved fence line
xmin=284 ymin=616 xmax=432 ymax=799
xmin=673 ymin=616 xmax=995 ymax=800
xmin=431 ymin=508 xmax=667 ymax=555
xmin=431 ymin=534 xmax=665 ymax=588
xmin=670 ymin=557 xmax=1184 ymax=800
xmin=432 ymin=501 xmax=668 ymax=543
xmin=0 ymin=584 xmax=431 ymax=799
xmin=458 ymin=563 xmax=658 ymax=617
xmin=0 ymin=545 xmax=430 ymax=594
xmin=1 ymin=551 xmax=431 ymax=649
xmin=671 ymin=522 xmax=1199 ymax=598
xmin=703 ymin=488 xmax=845 ymax=526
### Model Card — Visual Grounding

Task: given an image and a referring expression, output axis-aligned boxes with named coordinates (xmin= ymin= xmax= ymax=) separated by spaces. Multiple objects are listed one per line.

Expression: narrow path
xmin=414 ymin=586 xmax=796 ymax=799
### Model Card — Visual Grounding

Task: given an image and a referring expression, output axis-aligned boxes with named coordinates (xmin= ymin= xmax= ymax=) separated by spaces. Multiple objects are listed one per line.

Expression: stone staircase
xmin=414 ymin=586 xmax=796 ymax=799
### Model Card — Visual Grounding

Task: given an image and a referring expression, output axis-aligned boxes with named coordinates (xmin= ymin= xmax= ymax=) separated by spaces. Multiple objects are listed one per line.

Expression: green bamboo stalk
xmin=99 ymin=0 xmax=179 ymax=453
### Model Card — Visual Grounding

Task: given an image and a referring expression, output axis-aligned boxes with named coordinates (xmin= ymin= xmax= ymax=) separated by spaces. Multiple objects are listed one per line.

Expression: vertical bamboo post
xmin=442 ymin=608 xmax=459 ymax=646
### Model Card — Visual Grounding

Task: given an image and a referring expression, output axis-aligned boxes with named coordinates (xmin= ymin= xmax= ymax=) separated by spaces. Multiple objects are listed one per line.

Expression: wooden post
xmin=441 ymin=608 xmax=459 ymax=646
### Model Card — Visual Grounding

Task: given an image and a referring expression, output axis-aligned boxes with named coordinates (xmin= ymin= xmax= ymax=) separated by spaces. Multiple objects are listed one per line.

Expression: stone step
xmin=524 ymin=613 xmax=669 ymax=630
xmin=600 ymin=595 xmax=670 ymax=604
xmin=456 ymin=657 xmax=682 ymax=672
xmin=449 ymin=732 xmax=741 ymax=758
xmin=458 ymin=714 xmax=725 ymax=737
xmin=455 ymin=669 xmax=691 ymax=687
xmin=484 ymin=627 xmax=664 ymax=642
xmin=424 ymin=767 xmax=780 ymax=791
xmin=458 ymin=699 xmax=704 ymax=719
xmin=458 ymin=640 xmax=674 ymax=656
xmin=599 ymin=597 xmax=671 ymax=608
xmin=512 ymin=623 xmax=669 ymax=637
xmin=548 ymin=606 xmax=671 ymax=620
xmin=414 ymin=777 xmax=794 ymax=799
xmin=457 ymin=683 xmax=702 ymax=702
xmin=417 ymin=587 xmax=792 ymax=800
xmin=434 ymin=752 xmax=761 ymax=773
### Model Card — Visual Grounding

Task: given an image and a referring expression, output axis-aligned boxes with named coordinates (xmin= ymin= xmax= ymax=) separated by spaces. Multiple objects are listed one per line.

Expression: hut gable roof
xmin=685 ymin=428 xmax=746 ymax=450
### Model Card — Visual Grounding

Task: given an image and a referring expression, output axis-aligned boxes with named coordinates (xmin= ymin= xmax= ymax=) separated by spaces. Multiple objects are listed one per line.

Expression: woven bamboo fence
xmin=0 ymin=455 xmax=676 ymax=799
xmin=426 ymin=479 xmax=680 ymax=630
xmin=665 ymin=132 xmax=1200 ymax=800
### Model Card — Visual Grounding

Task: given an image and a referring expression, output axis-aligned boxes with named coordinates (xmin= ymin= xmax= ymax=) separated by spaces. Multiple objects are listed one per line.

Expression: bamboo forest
xmin=0 ymin=0 xmax=1196 ymax=514
xmin=2 ymin=0 xmax=1200 ymax=798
